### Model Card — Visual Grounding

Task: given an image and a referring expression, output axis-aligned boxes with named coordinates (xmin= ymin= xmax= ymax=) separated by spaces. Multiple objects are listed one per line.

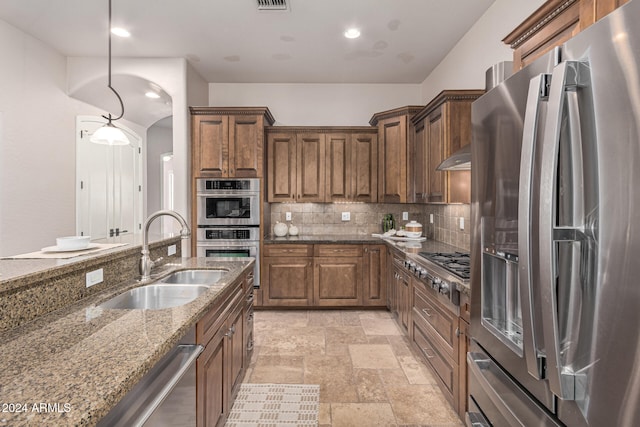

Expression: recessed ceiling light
xmin=145 ymin=91 xmax=161 ymax=99
xmin=344 ymin=28 xmax=361 ymax=39
xmin=111 ymin=27 xmax=130 ymax=37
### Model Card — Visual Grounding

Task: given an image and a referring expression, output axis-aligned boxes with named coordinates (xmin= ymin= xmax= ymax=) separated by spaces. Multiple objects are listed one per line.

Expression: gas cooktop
xmin=418 ymin=251 xmax=470 ymax=280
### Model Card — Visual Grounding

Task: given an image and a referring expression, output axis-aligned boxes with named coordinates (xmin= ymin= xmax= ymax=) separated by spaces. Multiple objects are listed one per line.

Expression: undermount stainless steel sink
xmin=99 ymin=284 xmax=210 ymax=310
xmin=158 ymin=269 xmax=227 ymax=285
xmin=99 ymin=269 xmax=228 ymax=310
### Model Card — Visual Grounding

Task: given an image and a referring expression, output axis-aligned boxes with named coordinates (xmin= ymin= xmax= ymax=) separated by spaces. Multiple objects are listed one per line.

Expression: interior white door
xmin=76 ymin=116 xmax=143 ymax=239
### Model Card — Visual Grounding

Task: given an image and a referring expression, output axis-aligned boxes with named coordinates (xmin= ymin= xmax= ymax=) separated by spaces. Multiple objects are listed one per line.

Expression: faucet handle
xmin=151 ymin=257 xmax=164 ymax=268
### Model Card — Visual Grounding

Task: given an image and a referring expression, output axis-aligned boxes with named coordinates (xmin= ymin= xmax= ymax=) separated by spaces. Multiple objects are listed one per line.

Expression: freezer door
xmin=536 ymin=1 xmax=640 ymax=426
xmin=467 ymin=341 xmax=561 ymax=427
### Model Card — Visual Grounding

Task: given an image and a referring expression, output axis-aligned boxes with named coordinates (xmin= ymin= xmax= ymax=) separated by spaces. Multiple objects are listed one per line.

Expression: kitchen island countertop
xmin=0 ymin=257 xmax=253 ymax=427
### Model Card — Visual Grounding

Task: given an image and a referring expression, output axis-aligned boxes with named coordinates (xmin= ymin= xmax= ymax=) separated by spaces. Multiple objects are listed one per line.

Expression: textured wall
xmin=269 ymin=203 xmax=470 ymax=251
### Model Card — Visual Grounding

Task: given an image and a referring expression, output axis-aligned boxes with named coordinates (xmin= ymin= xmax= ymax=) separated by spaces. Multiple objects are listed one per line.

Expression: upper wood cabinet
xmin=370 ymin=106 xmax=423 ymax=203
xmin=411 ymin=91 xmax=483 ymax=204
xmin=190 ymin=107 xmax=274 ymax=178
xmin=266 ymin=127 xmax=378 ymax=203
xmin=504 ymin=0 xmax=629 ymax=70
xmin=325 ymin=132 xmax=378 ymax=203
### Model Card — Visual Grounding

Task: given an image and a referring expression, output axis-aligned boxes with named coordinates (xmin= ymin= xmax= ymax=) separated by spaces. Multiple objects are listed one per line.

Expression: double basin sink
xmin=99 ymin=269 xmax=227 ymax=310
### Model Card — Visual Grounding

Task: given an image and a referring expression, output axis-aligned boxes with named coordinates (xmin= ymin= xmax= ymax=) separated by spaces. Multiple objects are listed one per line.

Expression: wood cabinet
xmin=266 ymin=127 xmax=378 ymax=203
xmin=411 ymin=91 xmax=483 ymax=204
xmin=196 ymin=269 xmax=253 ymax=427
xmin=370 ymin=106 xmax=423 ymax=203
xmin=325 ymin=133 xmax=378 ymax=202
xmin=457 ymin=318 xmax=470 ymax=419
xmin=504 ymin=0 xmax=629 ymax=70
xmin=362 ymin=244 xmax=387 ymax=307
xmin=410 ymin=280 xmax=460 ymax=414
xmin=190 ymin=107 xmax=274 ymax=178
xmin=262 ymin=245 xmax=314 ymax=306
xmin=262 ymin=243 xmax=385 ymax=307
xmin=389 ymin=254 xmax=411 ymax=334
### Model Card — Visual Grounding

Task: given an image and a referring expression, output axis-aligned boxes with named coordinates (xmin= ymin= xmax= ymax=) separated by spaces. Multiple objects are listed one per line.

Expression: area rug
xmin=225 ymin=383 xmax=320 ymax=427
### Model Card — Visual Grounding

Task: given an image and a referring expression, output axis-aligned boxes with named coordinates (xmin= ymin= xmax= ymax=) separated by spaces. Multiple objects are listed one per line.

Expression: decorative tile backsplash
xmin=269 ymin=203 xmax=470 ymax=250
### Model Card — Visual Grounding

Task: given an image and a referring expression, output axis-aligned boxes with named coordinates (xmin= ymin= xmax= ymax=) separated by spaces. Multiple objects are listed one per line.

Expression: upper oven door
xmin=197 ymin=193 xmax=259 ymax=225
xmin=196 ymin=178 xmax=260 ymax=226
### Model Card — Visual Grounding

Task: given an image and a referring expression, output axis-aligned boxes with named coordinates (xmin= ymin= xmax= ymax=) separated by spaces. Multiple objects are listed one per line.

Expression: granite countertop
xmin=264 ymin=234 xmax=382 ymax=244
xmin=264 ymin=233 xmax=468 ymax=254
xmin=0 ymin=257 xmax=254 ymax=427
xmin=0 ymin=233 xmax=182 ymax=290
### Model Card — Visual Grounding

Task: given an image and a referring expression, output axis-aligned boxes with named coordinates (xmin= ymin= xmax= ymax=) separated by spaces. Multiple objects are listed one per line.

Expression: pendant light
xmin=90 ymin=0 xmax=130 ymax=146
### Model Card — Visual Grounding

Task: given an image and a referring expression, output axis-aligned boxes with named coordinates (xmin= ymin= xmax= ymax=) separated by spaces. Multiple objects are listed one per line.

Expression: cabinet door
xmin=229 ymin=115 xmax=263 ymax=177
xmin=297 ymin=133 xmax=325 ymax=202
xmin=193 ymin=115 xmax=228 ymax=177
xmin=378 ymin=117 xmax=407 ymax=203
xmin=399 ymin=270 xmax=411 ymax=333
xmin=314 ymin=256 xmax=363 ymax=306
xmin=351 ymin=133 xmax=378 ymax=202
xmin=426 ymin=109 xmax=445 ymax=203
xmin=267 ymin=133 xmax=297 ymax=202
xmin=325 ymin=133 xmax=350 ymax=202
xmin=262 ymin=256 xmax=313 ymax=306
xmin=413 ymin=123 xmax=428 ymax=204
xmin=362 ymin=245 xmax=387 ymax=307
xmin=227 ymin=300 xmax=245 ymax=400
xmin=197 ymin=327 xmax=227 ymax=427
xmin=457 ymin=318 xmax=470 ymax=419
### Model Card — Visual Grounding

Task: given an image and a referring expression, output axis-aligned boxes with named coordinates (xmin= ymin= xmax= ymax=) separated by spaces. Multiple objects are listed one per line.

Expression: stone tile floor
xmin=243 ymin=310 xmax=464 ymax=427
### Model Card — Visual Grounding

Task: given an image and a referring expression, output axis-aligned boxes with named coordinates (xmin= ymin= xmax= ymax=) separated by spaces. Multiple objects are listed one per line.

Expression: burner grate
xmin=418 ymin=252 xmax=470 ymax=280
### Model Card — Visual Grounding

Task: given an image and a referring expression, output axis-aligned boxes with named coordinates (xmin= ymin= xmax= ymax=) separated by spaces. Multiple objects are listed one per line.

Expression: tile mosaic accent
xmin=226 ymin=383 xmax=320 ymax=426
xmin=269 ymin=203 xmax=470 ymax=250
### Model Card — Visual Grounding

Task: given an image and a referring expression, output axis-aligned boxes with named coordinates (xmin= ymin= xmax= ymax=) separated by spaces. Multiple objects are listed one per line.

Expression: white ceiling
xmin=0 ymin=0 xmax=495 ymax=127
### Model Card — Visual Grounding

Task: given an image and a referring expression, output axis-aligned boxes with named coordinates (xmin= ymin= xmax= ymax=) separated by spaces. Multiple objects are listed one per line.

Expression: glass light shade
xmin=90 ymin=122 xmax=130 ymax=146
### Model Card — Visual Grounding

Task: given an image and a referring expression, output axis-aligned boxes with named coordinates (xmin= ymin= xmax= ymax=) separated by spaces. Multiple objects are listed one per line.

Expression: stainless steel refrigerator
xmin=469 ymin=1 xmax=640 ymax=426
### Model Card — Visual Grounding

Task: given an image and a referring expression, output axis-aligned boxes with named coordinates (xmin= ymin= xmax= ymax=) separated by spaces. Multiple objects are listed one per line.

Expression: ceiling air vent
xmin=257 ymin=0 xmax=289 ymax=11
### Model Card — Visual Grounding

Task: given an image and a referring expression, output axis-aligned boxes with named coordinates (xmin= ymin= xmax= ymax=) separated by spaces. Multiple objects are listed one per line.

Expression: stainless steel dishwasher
xmin=98 ymin=327 xmax=203 ymax=427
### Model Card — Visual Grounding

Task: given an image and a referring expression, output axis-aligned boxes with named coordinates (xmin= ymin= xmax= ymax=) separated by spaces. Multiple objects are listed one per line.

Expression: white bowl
xmin=404 ymin=231 xmax=422 ymax=238
xmin=56 ymin=236 xmax=91 ymax=250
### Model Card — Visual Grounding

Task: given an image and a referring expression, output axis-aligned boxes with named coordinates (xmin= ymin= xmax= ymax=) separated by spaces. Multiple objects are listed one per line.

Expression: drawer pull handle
xmin=422 ymin=347 xmax=435 ymax=359
xmin=422 ymin=308 xmax=433 ymax=317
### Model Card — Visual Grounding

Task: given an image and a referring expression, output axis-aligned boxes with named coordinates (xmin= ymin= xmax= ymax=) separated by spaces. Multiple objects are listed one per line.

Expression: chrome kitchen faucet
xmin=140 ymin=210 xmax=191 ymax=280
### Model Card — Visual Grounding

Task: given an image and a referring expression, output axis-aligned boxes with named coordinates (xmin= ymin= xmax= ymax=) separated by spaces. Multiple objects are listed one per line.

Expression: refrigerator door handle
xmin=518 ymin=73 xmax=550 ymax=380
xmin=538 ymin=60 xmax=594 ymax=401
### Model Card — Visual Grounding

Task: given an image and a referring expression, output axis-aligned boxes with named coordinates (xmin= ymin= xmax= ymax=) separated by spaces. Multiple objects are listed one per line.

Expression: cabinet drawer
xmin=197 ymin=286 xmax=242 ymax=346
xmin=263 ymin=244 xmax=313 ymax=257
xmin=314 ymin=244 xmax=362 ymax=257
xmin=412 ymin=320 xmax=456 ymax=403
xmin=413 ymin=286 xmax=458 ymax=359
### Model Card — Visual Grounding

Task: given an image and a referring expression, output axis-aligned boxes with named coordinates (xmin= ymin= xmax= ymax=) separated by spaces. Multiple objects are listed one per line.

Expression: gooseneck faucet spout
xmin=140 ymin=210 xmax=191 ymax=281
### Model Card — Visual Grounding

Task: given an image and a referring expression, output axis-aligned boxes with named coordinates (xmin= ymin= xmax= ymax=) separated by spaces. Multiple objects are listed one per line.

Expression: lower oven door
xmin=196 ymin=242 xmax=259 ymax=288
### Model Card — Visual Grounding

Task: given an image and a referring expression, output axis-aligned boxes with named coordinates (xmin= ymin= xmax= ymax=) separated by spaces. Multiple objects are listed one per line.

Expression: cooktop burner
xmin=418 ymin=251 xmax=470 ymax=280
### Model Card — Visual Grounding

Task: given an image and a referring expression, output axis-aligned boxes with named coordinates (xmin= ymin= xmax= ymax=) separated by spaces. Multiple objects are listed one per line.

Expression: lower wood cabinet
xmin=196 ymin=270 xmax=252 ymax=427
xmin=387 ymin=249 xmax=471 ymax=422
xmin=261 ymin=243 xmax=386 ymax=308
xmin=388 ymin=253 xmax=411 ymax=334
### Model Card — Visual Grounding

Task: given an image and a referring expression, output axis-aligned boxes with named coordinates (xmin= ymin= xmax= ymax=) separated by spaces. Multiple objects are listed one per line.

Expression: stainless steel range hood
xmin=436 ymin=145 xmax=471 ymax=171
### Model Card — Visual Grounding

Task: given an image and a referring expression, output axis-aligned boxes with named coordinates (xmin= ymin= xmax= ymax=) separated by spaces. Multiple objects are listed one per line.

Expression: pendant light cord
xmin=104 ymin=0 xmax=125 ymax=123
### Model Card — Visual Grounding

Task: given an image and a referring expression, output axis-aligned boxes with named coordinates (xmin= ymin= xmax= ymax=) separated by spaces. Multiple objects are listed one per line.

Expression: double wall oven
xmin=196 ymin=178 xmax=260 ymax=288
